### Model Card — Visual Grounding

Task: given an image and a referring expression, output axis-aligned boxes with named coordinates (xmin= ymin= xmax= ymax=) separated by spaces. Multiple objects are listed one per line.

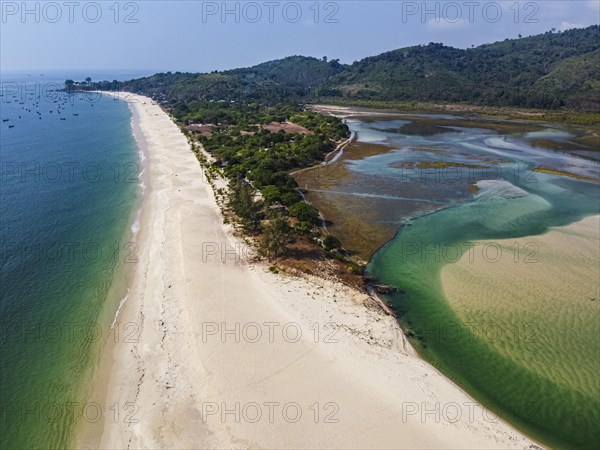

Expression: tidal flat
xmin=295 ymin=109 xmax=600 ymax=448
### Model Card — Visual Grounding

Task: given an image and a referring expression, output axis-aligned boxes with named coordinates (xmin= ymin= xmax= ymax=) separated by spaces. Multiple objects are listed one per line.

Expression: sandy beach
xmin=77 ymin=93 xmax=537 ymax=449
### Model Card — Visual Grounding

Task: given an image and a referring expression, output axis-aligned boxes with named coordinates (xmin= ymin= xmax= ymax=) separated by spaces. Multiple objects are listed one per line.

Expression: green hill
xmin=530 ymin=48 xmax=600 ymax=109
xmin=103 ymin=56 xmax=344 ymax=102
xmin=90 ymin=25 xmax=600 ymax=111
xmin=324 ymin=26 xmax=599 ymax=109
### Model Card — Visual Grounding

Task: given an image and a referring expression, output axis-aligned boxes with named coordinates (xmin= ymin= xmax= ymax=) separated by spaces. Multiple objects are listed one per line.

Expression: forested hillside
xmin=323 ymin=25 xmax=599 ymax=109
xmin=88 ymin=26 xmax=599 ymax=110
xmin=94 ymin=56 xmax=343 ymax=102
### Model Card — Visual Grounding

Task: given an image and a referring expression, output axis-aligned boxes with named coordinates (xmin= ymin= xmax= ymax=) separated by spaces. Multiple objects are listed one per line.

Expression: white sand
xmin=78 ymin=93 xmax=537 ymax=449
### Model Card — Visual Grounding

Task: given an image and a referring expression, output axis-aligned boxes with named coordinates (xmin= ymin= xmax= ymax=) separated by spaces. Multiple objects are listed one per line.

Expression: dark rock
xmin=372 ymin=284 xmax=398 ymax=294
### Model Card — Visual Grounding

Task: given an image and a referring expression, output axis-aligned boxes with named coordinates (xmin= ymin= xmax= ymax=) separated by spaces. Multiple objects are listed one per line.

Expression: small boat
xmin=9 ymin=125 xmax=15 ymax=128
xmin=60 ymin=118 xmax=66 ymax=121
xmin=2 ymin=119 xmax=8 ymax=122
xmin=73 ymin=113 xmax=79 ymax=116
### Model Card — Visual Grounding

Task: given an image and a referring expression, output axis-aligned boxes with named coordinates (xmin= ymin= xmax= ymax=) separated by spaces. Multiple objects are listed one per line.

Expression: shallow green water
xmin=350 ymin=116 xmax=600 ymax=448
xmin=0 ymin=79 xmax=140 ymax=449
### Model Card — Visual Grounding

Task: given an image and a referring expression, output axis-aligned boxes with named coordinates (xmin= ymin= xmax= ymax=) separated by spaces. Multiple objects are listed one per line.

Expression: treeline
xmin=80 ymin=25 xmax=600 ymax=111
xmin=172 ymin=100 xmax=298 ymax=127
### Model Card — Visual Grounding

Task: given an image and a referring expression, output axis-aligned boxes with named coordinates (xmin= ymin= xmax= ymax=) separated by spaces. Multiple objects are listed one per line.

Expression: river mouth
xmin=294 ymin=111 xmax=600 ymax=448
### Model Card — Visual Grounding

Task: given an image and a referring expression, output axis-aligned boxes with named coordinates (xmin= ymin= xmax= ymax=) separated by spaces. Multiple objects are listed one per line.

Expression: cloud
xmin=558 ymin=21 xmax=586 ymax=31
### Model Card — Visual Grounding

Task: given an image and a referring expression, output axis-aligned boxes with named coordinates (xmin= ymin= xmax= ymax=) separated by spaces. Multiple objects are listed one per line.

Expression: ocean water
xmin=355 ymin=117 xmax=600 ymax=448
xmin=0 ymin=77 xmax=141 ymax=449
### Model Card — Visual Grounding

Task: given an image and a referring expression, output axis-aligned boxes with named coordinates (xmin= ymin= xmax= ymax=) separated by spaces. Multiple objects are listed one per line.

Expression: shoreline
xmin=109 ymin=94 xmax=151 ymax=329
xmin=77 ymin=93 xmax=537 ymax=449
xmin=73 ymin=92 xmax=151 ymax=448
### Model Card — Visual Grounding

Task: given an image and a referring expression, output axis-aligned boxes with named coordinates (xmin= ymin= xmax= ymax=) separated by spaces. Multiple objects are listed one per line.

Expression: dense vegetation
xmin=201 ymin=111 xmax=345 ymax=200
xmin=90 ymin=56 xmax=343 ymax=103
xmin=83 ymin=26 xmax=600 ymax=111
xmin=182 ymin=100 xmax=351 ymax=262
xmin=324 ymin=26 xmax=600 ymax=109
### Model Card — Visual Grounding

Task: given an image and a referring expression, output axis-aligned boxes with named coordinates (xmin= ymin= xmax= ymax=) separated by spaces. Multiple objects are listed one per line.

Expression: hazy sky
xmin=1 ymin=0 xmax=599 ymax=73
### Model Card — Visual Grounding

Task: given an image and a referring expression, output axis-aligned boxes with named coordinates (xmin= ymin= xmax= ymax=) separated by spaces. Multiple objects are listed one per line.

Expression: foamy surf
xmin=130 ymin=208 xmax=141 ymax=236
xmin=110 ymin=288 xmax=131 ymax=331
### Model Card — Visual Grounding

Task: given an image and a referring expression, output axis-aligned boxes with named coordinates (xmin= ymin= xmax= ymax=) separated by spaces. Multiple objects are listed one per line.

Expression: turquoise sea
xmin=0 ymin=73 xmax=144 ymax=449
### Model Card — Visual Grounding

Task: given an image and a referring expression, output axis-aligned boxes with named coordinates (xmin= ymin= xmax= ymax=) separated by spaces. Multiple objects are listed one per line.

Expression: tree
xmin=329 ymin=59 xmax=342 ymax=69
xmin=280 ymin=191 xmax=301 ymax=206
xmin=85 ymin=77 xmax=92 ymax=86
xmin=228 ymin=178 xmax=262 ymax=231
xmin=288 ymin=202 xmax=321 ymax=225
xmin=65 ymin=80 xmax=75 ymax=92
xmin=260 ymin=217 xmax=295 ymax=257
xmin=294 ymin=221 xmax=312 ymax=234
xmin=323 ymin=235 xmax=342 ymax=251
xmin=261 ymin=185 xmax=281 ymax=203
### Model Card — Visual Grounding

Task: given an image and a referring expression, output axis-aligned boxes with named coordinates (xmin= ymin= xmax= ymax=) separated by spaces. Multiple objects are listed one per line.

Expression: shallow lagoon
xmin=295 ymin=113 xmax=600 ymax=448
